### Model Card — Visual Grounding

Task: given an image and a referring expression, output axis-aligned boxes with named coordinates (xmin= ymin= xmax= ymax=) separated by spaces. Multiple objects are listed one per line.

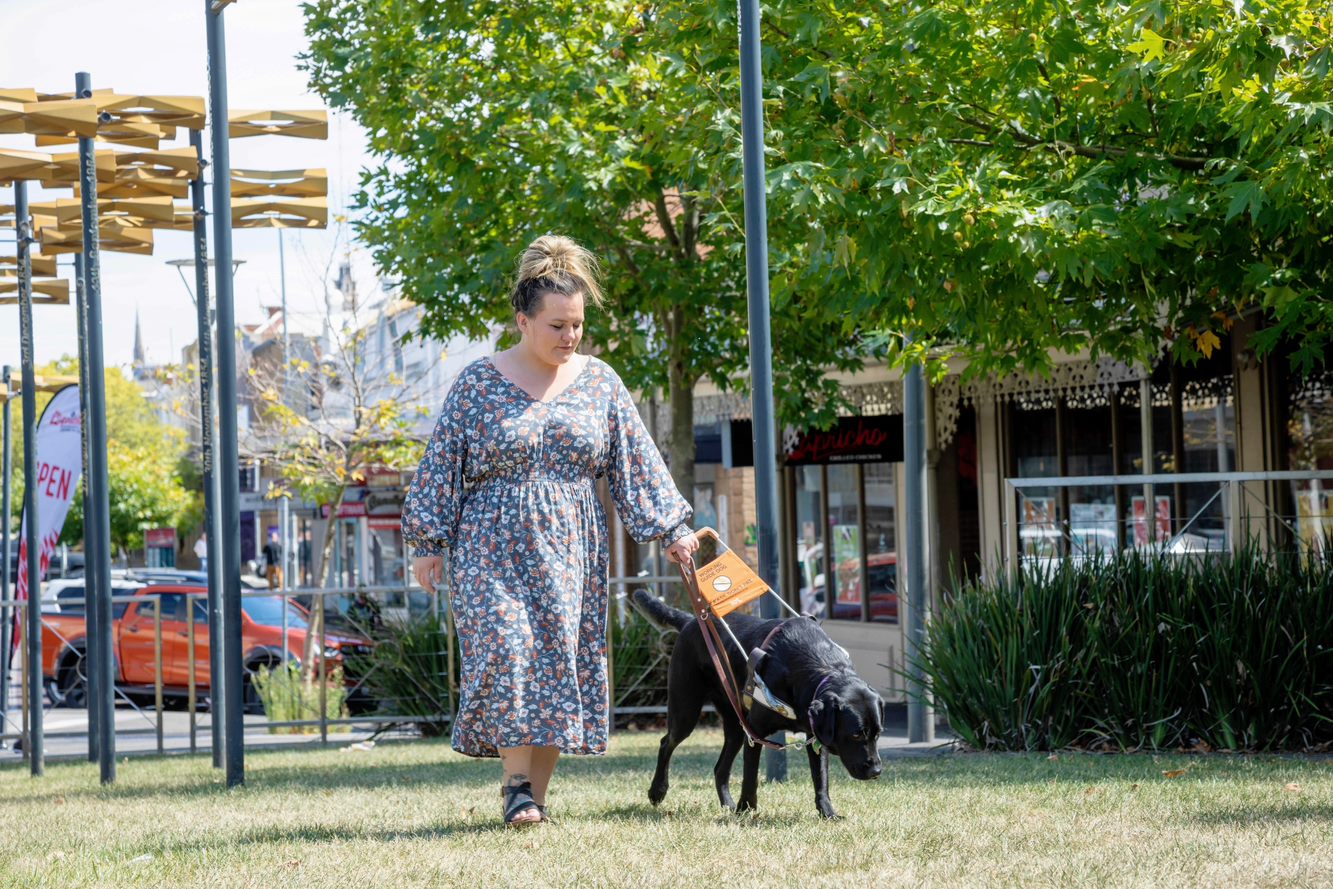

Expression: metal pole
xmin=904 ymin=361 xmax=934 ymax=743
xmin=188 ymin=128 xmax=225 ymax=768
xmin=278 ymin=229 xmax=294 ymax=592
xmin=15 ymin=180 xmax=44 ymax=776
xmin=74 ymin=252 xmax=101 ymax=764
xmin=0 ymin=364 xmax=12 ymax=748
xmin=207 ymin=1 xmax=246 ymax=787
xmin=77 ymin=71 xmax=117 ymax=785
xmin=1141 ymin=377 xmax=1155 ymax=546
xmin=737 ymin=0 xmax=786 ymax=782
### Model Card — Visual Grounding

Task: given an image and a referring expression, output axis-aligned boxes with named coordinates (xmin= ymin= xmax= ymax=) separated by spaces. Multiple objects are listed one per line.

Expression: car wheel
xmin=55 ymin=651 xmax=89 ymax=709
xmin=242 ymin=659 xmax=277 ymax=715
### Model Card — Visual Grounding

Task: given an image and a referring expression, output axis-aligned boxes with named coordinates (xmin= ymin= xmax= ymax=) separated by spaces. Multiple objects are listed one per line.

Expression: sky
xmin=0 ymin=0 xmax=381 ymax=373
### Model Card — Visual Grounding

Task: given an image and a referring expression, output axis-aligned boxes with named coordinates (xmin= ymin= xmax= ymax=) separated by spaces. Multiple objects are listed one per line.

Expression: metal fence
xmin=2 ymin=574 xmax=692 ymax=762
xmin=1002 ymin=469 xmax=1333 ymax=574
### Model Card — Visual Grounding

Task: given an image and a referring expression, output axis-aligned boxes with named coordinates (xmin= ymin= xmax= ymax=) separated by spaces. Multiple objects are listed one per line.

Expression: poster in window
xmin=831 ymin=523 xmax=862 ymax=605
xmin=1131 ymin=495 xmax=1172 ymax=545
xmin=1070 ymin=502 xmax=1117 ymax=556
xmin=1021 ymin=496 xmax=1057 ymax=558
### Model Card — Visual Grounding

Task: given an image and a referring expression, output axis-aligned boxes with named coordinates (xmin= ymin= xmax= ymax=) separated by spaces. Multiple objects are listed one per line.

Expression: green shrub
xmin=611 ymin=598 xmax=673 ymax=712
xmin=252 ymin=662 xmax=349 ymax=734
xmin=346 ymin=615 xmax=454 ymax=736
xmin=919 ymin=548 xmax=1333 ymax=752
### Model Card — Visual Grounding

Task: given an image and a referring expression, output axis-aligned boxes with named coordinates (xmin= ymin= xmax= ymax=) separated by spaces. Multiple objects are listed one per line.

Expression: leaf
xmin=1284 ymin=783 xmax=1301 ymax=793
xmin=1162 ymin=768 xmax=1189 ymax=778
xmin=1196 ymin=330 xmax=1221 ymax=358
xmin=1126 ymin=28 xmax=1167 ymax=64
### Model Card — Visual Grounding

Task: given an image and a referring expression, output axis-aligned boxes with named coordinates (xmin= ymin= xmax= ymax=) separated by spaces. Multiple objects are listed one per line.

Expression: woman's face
xmin=518 ymin=290 xmax=585 ymax=366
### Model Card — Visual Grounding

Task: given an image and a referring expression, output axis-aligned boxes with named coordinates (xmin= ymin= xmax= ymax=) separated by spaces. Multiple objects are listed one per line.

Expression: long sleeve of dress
xmin=401 ymin=382 xmax=469 ymax=557
xmin=606 ymin=377 xmax=693 ymax=544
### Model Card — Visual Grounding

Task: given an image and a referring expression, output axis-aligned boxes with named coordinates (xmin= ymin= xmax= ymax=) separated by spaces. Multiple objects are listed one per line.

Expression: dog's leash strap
xmin=678 ymin=557 xmax=784 ymax=751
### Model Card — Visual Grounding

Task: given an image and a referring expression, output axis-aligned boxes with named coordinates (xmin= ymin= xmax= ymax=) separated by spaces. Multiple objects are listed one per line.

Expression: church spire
xmin=133 ymin=309 xmax=146 ymax=367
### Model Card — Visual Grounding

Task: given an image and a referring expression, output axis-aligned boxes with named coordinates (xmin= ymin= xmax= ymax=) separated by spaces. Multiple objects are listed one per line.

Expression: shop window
xmin=1286 ymin=369 xmax=1333 ymax=556
xmin=790 ymin=461 xmax=899 ymax=624
xmin=1009 ymin=352 xmax=1235 ymax=559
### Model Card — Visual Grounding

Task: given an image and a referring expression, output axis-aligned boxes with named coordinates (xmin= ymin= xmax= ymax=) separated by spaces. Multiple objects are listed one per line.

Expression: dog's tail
xmin=631 ymin=589 xmax=693 ymax=632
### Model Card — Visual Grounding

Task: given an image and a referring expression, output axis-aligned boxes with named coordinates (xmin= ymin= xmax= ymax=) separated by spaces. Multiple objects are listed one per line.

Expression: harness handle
xmin=678 ymin=556 xmax=785 ymax=751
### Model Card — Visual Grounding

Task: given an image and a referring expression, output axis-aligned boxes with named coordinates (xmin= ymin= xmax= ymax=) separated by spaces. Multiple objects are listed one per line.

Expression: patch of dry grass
xmin=1 ymin=731 xmax=1330 ymax=888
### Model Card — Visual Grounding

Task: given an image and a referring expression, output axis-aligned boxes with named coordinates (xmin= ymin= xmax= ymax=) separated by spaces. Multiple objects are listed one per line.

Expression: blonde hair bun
xmin=511 ymin=234 xmax=604 ymax=315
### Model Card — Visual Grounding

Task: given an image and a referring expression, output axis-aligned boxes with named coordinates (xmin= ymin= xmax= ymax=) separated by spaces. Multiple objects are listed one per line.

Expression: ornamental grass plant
xmin=921 ymin=548 xmax=1333 ymax=751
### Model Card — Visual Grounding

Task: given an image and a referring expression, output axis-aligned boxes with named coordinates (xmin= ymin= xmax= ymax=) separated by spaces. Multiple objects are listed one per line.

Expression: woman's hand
xmin=664 ymin=531 xmax=700 ymax=565
xmin=413 ymin=555 xmax=445 ymax=593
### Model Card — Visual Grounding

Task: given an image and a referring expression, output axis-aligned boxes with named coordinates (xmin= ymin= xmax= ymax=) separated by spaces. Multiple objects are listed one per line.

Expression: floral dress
xmin=402 ymin=356 xmax=691 ymax=757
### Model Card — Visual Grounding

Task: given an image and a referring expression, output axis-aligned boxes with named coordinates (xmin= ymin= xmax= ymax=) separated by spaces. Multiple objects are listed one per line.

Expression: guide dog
xmin=632 ymin=590 xmax=884 ymax=819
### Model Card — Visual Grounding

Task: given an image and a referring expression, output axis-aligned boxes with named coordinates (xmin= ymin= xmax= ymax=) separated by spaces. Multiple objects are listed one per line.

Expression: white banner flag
xmin=15 ymin=385 xmax=83 ymax=614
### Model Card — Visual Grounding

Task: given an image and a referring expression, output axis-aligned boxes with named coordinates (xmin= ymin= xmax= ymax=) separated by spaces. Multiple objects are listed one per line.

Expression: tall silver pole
xmin=738 ymin=0 xmax=786 ymax=782
xmin=278 ymin=228 xmax=292 ymax=594
xmin=188 ymin=129 xmax=225 ymax=767
xmin=73 ymin=252 xmax=101 ymax=763
xmin=904 ymin=360 xmax=933 ymax=743
xmin=0 ymin=364 xmax=12 ymax=749
xmin=15 ymin=180 xmax=44 ymax=776
xmin=207 ymin=0 xmax=246 ymax=787
xmin=76 ymin=71 xmax=116 ymax=784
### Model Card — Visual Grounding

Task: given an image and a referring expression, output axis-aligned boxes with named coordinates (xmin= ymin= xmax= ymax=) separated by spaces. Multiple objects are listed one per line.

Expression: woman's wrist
xmin=662 ymin=523 xmax=693 ymax=545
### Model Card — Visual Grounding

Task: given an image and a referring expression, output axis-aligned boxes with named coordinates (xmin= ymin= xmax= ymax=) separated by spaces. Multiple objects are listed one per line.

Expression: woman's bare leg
xmin=529 ymin=747 xmax=560 ymax=805
xmin=498 ymin=746 xmax=542 ymax=824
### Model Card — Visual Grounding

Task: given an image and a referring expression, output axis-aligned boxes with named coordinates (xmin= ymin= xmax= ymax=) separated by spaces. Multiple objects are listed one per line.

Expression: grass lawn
xmin=1 ymin=730 xmax=1331 ymax=888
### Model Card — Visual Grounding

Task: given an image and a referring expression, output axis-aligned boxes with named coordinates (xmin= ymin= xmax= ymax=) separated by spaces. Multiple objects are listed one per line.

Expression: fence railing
xmin=1002 ymin=469 xmax=1333 ymax=575
xmin=1 ymin=574 xmax=695 ymax=761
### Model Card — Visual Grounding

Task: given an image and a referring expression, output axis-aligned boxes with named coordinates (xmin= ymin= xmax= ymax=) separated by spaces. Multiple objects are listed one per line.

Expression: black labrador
xmin=632 ymin=590 xmax=884 ymax=819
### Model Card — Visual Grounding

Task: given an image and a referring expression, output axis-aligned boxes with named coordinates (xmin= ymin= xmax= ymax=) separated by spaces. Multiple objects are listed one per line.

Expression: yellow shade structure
xmin=0 ymin=277 xmax=70 ymax=304
xmin=115 ymin=147 xmax=201 ymax=180
xmin=93 ymin=172 xmax=191 ymax=200
xmin=229 ymin=109 xmax=328 ymax=140
xmin=38 ymin=220 xmax=154 ymax=256
xmin=0 ymin=254 xmax=58 ymax=277
xmin=0 ymin=148 xmax=118 ymax=185
xmin=0 ymin=88 xmax=38 ymax=103
xmin=31 ymin=92 xmax=207 ymax=148
xmin=231 ymin=168 xmax=328 ymax=198
xmin=32 ymin=195 xmax=176 ymax=226
xmin=231 ymin=196 xmax=328 ymax=228
xmin=0 ymin=373 xmax=81 ymax=402
xmin=0 ymin=97 xmax=100 ymax=138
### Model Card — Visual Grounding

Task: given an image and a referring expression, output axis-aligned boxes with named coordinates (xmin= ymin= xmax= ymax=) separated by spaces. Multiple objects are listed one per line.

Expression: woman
xmin=403 ymin=235 xmax=699 ymax=827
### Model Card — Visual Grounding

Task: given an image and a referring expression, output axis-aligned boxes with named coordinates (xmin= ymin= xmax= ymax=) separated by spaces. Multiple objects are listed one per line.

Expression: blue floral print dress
xmin=402 ymin=356 xmax=692 ymax=758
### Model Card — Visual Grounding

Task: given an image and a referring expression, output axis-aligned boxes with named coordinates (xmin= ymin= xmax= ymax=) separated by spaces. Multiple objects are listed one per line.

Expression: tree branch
xmin=653 ymin=190 xmax=684 ymax=259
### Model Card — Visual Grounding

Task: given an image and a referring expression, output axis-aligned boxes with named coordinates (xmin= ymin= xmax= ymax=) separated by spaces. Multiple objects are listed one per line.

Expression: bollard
xmin=154 ymin=598 xmax=164 ymax=755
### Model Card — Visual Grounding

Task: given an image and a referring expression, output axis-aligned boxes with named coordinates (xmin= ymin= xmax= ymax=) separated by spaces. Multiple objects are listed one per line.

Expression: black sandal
xmin=501 ymin=781 xmax=543 ymax=828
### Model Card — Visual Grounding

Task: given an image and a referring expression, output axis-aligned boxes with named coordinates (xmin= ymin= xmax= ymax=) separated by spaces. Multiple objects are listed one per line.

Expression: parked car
xmin=41 ymin=577 xmax=145 ymax=615
xmin=39 ymin=584 xmax=373 ymax=713
xmin=798 ymin=543 xmax=898 ymax=622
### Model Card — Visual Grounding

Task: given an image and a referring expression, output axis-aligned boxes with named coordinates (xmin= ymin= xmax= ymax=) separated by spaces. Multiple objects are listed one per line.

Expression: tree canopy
xmin=739 ymin=0 xmax=1332 ymax=374
xmin=5 ymin=358 xmax=200 ymax=555
xmin=302 ymin=0 xmax=1332 ymax=438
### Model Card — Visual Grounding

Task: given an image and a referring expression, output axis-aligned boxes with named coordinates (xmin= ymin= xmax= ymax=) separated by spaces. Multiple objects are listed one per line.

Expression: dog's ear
xmin=809 ymin=694 xmax=837 ymax=744
xmin=878 ymin=696 xmax=887 ymax=729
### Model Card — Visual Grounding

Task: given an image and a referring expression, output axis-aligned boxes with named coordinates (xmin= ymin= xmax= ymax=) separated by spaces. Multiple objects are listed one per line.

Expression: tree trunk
xmin=666 ymin=305 xmax=696 ymax=507
xmin=302 ymin=488 xmax=344 ymax=674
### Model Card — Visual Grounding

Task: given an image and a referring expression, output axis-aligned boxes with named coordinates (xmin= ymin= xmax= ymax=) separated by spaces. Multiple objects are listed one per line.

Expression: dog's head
xmin=807 ymin=677 xmax=884 ymax=780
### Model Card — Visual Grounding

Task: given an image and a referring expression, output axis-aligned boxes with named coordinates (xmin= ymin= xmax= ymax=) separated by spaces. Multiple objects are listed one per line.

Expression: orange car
xmin=40 ymin=584 xmax=372 ymax=712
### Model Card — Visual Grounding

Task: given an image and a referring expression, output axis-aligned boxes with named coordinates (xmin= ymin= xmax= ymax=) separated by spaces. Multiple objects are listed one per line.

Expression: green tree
xmin=734 ymin=0 xmax=1333 ymax=375
xmin=6 ymin=358 xmax=200 ymax=557
xmin=244 ymin=293 xmax=425 ymax=672
xmin=300 ymin=0 xmax=880 ymax=498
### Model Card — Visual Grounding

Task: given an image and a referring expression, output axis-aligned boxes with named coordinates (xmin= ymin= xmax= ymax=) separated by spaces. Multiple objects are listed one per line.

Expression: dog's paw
xmin=648 ymin=784 xmax=667 ymax=806
xmin=818 ymin=807 xmax=842 ymax=821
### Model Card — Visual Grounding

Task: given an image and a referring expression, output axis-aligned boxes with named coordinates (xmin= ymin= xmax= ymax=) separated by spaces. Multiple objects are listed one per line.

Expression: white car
xmin=41 ymin=576 xmax=145 ymax=615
